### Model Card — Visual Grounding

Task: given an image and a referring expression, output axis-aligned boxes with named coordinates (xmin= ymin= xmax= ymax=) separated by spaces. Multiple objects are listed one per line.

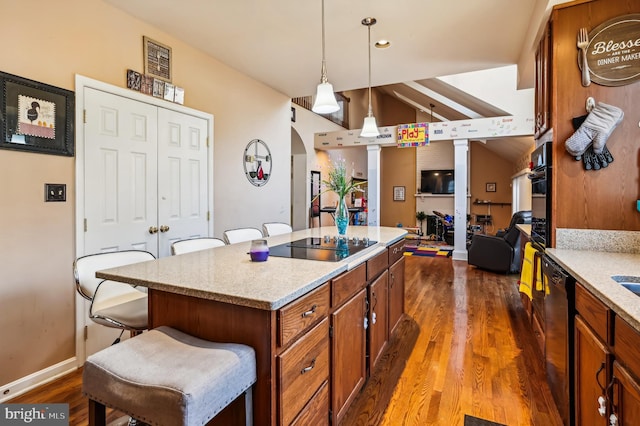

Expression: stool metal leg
xmin=244 ymin=388 xmax=253 ymax=426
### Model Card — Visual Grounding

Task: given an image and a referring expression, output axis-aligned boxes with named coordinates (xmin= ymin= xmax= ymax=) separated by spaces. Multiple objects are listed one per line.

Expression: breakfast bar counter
xmin=97 ymin=226 xmax=407 ymax=426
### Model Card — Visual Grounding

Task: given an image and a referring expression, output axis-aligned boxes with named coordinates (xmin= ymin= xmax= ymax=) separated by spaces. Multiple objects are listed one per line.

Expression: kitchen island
xmin=97 ymin=226 xmax=407 ymax=425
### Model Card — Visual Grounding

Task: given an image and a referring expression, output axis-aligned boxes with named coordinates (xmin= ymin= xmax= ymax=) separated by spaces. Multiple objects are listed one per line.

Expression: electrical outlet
xmin=45 ymin=183 xmax=66 ymax=202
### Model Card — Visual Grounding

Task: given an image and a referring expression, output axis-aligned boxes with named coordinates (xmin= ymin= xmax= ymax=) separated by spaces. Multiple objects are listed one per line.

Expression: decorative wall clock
xmin=243 ymin=139 xmax=272 ymax=187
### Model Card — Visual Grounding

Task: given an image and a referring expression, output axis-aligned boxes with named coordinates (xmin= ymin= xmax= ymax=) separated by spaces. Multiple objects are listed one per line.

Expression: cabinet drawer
xmin=278 ymin=282 xmax=329 ymax=348
xmin=367 ymin=248 xmax=388 ymax=281
xmin=615 ymin=316 xmax=640 ymax=376
xmin=332 ymin=263 xmax=366 ymax=308
xmin=388 ymin=239 xmax=405 ymax=265
xmin=575 ymin=283 xmax=612 ymax=345
xmin=290 ymin=380 xmax=329 ymax=426
xmin=278 ymin=318 xmax=329 ymax=426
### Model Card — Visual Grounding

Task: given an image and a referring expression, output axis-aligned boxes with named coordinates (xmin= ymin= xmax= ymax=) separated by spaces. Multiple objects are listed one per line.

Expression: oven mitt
xmin=571 ymin=114 xmax=615 ymax=170
xmin=565 ymin=102 xmax=623 ymax=156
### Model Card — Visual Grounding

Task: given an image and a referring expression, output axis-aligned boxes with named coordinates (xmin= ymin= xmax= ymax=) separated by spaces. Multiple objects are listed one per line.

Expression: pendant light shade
xmin=313 ymin=81 xmax=339 ymax=114
xmin=361 ymin=115 xmax=380 ymax=137
xmin=360 ymin=17 xmax=380 ymax=138
xmin=312 ymin=0 xmax=339 ymax=114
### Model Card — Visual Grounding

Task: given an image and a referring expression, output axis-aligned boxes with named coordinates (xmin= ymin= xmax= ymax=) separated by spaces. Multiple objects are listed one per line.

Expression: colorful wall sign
xmin=397 ymin=122 xmax=429 ymax=147
xmin=587 ymin=14 xmax=640 ymax=86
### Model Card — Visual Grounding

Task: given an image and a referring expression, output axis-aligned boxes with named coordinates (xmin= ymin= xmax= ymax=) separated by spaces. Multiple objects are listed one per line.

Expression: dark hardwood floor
xmin=8 ymin=255 xmax=562 ymax=425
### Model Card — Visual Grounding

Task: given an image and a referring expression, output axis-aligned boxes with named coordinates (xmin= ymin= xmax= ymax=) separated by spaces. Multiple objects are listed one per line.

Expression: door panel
xmin=84 ymin=87 xmax=158 ymax=256
xmin=157 ymin=108 xmax=209 ymax=257
xmin=81 ymin=88 xmax=210 ymax=355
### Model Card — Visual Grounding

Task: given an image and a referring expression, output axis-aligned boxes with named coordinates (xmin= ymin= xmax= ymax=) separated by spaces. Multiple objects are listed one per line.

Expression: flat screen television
xmin=421 ymin=169 xmax=455 ymax=194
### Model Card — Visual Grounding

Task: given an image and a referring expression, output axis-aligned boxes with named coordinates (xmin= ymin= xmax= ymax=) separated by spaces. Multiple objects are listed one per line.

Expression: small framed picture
xmin=486 ymin=182 xmax=496 ymax=192
xmin=126 ymin=69 xmax=141 ymax=91
xmin=393 ymin=186 xmax=406 ymax=201
xmin=152 ymin=78 xmax=165 ymax=98
xmin=143 ymin=36 xmax=172 ymax=82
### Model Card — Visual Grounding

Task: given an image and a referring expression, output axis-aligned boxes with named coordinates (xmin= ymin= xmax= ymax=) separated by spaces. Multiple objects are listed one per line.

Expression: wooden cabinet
xmin=610 ymin=317 xmax=640 ymax=425
xmin=290 ymin=381 xmax=329 ymax=426
xmin=534 ymin=20 xmax=552 ymax=139
xmin=278 ymin=318 xmax=329 ymax=425
xmin=278 ymin=283 xmax=330 ymax=348
xmin=331 ymin=288 xmax=367 ymax=425
xmin=575 ymin=315 xmax=611 ymax=426
xmin=611 ymin=361 xmax=640 ymax=426
xmin=389 ymin=256 xmax=405 ymax=335
xmin=366 ymin=249 xmax=388 ymax=281
xmin=145 ymin=235 xmax=407 ymax=426
xmin=332 ymin=263 xmax=366 ymax=308
xmin=368 ymin=270 xmax=388 ymax=370
xmin=574 ymin=283 xmax=640 ymax=426
xmin=575 ymin=283 xmax=614 ymax=425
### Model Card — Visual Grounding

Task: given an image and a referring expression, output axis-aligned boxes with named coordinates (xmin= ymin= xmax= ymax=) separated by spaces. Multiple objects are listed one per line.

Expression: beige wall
xmin=469 ymin=142 xmax=515 ymax=231
xmin=0 ymin=0 xmax=296 ymax=390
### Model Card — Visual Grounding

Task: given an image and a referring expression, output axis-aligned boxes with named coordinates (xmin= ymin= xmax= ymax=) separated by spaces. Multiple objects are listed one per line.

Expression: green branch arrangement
xmin=314 ymin=159 xmax=366 ymax=201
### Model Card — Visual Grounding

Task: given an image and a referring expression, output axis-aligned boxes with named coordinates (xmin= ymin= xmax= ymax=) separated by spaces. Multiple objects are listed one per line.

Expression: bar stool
xmin=83 ymin=326 xmax=256 ymax=426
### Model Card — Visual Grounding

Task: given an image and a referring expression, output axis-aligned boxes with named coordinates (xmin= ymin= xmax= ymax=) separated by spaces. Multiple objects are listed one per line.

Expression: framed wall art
xmin=486 ymin=182 xmax=496 ymax=192
xmin=393 ymin=186 xmax=406 ymax=201
xmin=143 ymin=36 xmax=172 ymax=82
xmin=0 ymin=71 xmax=75 ymax=156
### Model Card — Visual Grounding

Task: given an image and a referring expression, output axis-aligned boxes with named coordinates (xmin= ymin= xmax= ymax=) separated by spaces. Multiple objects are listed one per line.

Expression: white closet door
xmin=84 ymin=88 xmax=159 ymax=256
xmin=157 ymin=109 xmax=209 ymax=257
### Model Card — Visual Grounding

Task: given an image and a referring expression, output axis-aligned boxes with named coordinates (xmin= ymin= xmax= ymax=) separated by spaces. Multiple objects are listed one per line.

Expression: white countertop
xmin=96 ymin=226 xmax=407 ymax=310
xmin=546 ymin=248 xmax=640 ymax=331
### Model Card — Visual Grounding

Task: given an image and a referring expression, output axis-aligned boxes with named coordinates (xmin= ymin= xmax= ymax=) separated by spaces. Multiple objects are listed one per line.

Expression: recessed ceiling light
xmin=375 ymin=39 xmax=390 ymax=49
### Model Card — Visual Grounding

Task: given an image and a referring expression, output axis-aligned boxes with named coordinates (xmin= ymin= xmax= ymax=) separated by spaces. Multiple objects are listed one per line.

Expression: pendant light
xmin=360 ymin=17 xmax=380 ymax=138
xmin=312 ymin=0 xmax=340 ymax=114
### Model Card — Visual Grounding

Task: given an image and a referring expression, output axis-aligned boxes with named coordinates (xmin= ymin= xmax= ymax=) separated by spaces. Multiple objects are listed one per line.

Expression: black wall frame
xmin=0 ymin=71 xmax=74 ymax=156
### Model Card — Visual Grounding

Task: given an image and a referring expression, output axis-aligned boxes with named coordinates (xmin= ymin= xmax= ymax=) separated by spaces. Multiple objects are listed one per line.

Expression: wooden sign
xmin=587 ymin=14 xmax=640 ymax=86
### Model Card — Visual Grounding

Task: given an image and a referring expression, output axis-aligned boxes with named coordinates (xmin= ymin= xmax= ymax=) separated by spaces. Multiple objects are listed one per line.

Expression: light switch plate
xmin=45 ymin=183 xmax=66 ymax=202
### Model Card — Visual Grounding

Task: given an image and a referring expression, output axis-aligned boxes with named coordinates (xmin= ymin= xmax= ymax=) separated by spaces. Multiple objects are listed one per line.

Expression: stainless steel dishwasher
xmin=541 ymin=254 xmax=576 ymax=426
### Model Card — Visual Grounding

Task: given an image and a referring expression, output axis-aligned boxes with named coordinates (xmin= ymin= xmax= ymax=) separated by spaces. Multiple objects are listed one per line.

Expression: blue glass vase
xmin=335 ymin=195 xmax=349 ymax=236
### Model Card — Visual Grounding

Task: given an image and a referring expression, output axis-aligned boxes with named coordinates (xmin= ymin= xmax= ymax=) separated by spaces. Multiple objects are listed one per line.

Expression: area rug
xmin=463 ymin=414 xmax=507 ymax=426
xmin=403 ymin=243 xmax=453 ymax=258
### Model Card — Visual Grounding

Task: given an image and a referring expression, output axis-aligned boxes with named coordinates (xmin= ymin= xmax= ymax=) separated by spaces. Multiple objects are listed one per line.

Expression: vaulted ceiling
xmin=104 ymin=0 xmax=570 ymax=161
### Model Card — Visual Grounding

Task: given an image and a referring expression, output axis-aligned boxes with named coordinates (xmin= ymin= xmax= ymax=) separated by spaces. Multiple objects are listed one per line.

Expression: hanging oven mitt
xmin=565 ymin=102 xmax=623 ymax=157
xmin=571 ymin=114 xmax=615 ymax=170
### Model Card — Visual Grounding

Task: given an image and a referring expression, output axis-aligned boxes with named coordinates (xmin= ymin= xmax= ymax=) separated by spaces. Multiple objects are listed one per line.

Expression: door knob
xmin=149 ymin=226 xmax=158 ymax=234
xmin=160 ymin=225 xmax=170 ymax=233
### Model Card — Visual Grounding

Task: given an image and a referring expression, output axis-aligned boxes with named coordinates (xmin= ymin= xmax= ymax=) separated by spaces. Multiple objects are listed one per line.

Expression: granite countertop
xmin=96 ymin=226 xmax=407 ymax=311
xmin=546 ymin=248 xmax=640 ymax=332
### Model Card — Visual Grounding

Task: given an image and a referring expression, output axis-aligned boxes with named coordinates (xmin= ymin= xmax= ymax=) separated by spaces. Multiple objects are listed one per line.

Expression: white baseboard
xmin=0 ymin=357 xmax=78 ymax=403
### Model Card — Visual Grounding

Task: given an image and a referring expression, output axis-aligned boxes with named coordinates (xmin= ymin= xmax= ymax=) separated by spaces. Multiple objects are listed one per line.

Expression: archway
xmin=291 ymin=127 xmax=308 ymax=230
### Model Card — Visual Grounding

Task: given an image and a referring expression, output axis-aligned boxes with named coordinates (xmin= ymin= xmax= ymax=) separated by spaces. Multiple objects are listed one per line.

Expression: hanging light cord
xmin=320 ymin=0 xmax=328 ymax=84
xmin=367 ymin=21 xmax=373 ymax=116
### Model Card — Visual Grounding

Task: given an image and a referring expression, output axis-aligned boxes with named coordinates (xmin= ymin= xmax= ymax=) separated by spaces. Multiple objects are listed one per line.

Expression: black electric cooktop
xmin=269 ymin=237 xmax=377 ymax=262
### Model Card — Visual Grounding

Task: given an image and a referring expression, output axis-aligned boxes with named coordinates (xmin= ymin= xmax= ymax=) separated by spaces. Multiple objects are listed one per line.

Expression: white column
xmin=366 ymin=145 xmax=381 ymax=226
xmin=452 ymin=139 xmax=469 ymax=261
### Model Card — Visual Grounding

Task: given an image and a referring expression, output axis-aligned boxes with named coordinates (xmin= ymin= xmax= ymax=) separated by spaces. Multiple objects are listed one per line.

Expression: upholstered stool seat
xmin=83 ymin=326 xmax=256 ymax=426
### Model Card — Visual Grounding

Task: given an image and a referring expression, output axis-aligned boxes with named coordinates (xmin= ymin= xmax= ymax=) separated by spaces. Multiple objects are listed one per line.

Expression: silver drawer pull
xmin=301 ymin=359 xmax=316 ymax=374
xmin=301 ymin=304 xmax=317 ymax=318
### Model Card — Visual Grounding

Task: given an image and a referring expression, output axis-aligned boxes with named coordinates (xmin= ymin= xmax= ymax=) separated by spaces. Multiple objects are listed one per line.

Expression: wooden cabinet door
xmin=575 ymin=315 xmax=611 ymax=426
xmin=368 ymin=270 xmax=389 ymax=371
xmin=535 ymin=21 xmax=551 ymax=138
xmin=612 ymin=361 xmax=640 ymax=426
xmin=331 ymin=288 xmax=367 ymax=425
xmin=388 ymin=257 xmax=405 ymax=335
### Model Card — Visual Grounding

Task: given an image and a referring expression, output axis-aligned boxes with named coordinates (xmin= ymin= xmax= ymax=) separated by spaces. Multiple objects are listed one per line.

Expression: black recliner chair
xmin=467 ymin=210 xmax=532 ymax=274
